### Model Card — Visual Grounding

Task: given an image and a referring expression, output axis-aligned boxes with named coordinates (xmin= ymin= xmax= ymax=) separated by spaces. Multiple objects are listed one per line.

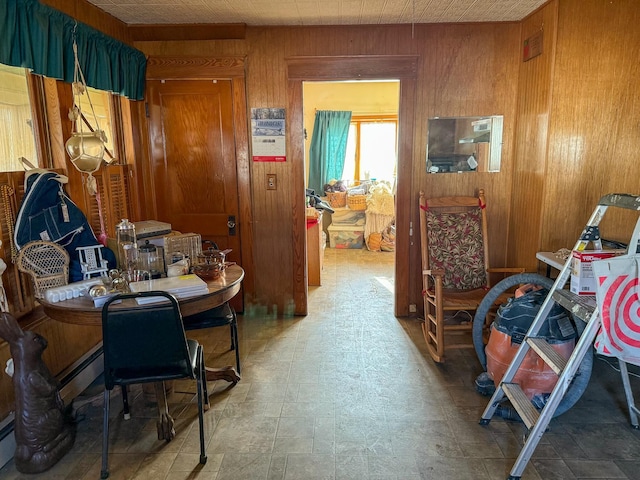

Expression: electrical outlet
xmin=267 ymin=174 xmax=277 ymax=190
xmin=409 ymin=304 xmax=417 ymax=313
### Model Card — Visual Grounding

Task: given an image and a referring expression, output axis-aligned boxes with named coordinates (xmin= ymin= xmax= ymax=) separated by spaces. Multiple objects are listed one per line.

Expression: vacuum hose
xmin=473 ymin=273 xmax=593 ymax=418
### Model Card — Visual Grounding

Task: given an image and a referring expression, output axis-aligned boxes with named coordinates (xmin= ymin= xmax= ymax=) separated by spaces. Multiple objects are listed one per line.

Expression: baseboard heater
xmin=0 ymin=343 xmax=104 ymax=469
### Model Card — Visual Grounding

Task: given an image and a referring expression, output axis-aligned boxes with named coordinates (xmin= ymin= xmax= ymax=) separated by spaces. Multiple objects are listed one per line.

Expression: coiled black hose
xmin=473 ymin=273 xmax=593 ymax=418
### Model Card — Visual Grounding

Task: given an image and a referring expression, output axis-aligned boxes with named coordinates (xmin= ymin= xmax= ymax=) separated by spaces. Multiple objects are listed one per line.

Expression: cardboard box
xmin=570 ymin=249 xmax=625 ymax=295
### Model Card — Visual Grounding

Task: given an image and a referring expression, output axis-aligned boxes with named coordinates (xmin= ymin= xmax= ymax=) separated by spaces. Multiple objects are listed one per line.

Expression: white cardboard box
xmin=570 ymin=249 xmax=625 ymax=295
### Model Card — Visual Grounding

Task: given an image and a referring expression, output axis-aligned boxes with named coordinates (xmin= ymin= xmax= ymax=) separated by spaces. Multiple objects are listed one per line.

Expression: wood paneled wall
xmin=511 ymin=0 xmax=640 ymax=269
xmin=135 ymin=23 xmax=521 ymax=315
xmin=40 ymin=0 xmax=640 ymax=317
xmin=41 ymin=0 xmax=132 ymax=45
xmin=508 ymin=1 xmax=558 ymax=269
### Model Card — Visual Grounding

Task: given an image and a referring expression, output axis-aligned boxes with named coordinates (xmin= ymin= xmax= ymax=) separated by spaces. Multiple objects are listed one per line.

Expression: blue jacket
xmin=14 ymin=170 xmax=116 ymax=281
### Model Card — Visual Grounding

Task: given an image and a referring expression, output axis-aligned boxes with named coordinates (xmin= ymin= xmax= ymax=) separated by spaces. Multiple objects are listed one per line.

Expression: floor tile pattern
xmin=2 ymin=248 xmax=640 ymax=479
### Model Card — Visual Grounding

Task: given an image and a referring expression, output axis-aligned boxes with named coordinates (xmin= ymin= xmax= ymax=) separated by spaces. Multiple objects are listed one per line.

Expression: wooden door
xmin=147 ymin=79 xmax=243 ymax=309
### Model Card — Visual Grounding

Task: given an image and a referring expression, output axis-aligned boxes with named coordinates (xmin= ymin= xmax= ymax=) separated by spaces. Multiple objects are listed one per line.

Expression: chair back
xmin=101 ymin=291 xmax=194 ymax=390
xmin=421 ymin=190 xmax=489 ymax=290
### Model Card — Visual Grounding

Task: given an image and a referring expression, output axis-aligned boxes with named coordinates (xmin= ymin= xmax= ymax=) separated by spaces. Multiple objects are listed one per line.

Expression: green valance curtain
xmin=0 ymin=0 xmax=146 ymax=100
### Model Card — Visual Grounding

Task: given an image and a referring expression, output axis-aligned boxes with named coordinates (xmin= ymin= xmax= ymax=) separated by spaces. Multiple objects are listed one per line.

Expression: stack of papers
xmin=129 ymin=274 xmax=209 ymax=305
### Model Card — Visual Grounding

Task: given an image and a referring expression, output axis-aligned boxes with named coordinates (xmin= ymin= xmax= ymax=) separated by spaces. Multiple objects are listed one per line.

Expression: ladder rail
xmin=507 ymin=307 xmax=601 ymax=478
xmin=481 ymin=203 xmax=610 ymax=423
xmin=479 ymin=194 xmax=640 ymax=480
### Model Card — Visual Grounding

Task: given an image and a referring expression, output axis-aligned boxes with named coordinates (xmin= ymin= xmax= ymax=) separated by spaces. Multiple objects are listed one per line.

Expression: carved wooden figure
xmin=0 ymin=313 xmax=75 ymax=473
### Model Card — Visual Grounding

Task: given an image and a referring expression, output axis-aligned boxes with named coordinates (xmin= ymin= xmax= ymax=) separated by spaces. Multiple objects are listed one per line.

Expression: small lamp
xmin=65 ymin=23 xmax=107 ymax=195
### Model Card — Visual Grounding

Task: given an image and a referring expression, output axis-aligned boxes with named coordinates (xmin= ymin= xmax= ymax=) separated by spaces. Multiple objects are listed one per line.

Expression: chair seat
xmin=183 ymin=303 xmax=234 ymax=330
xmin=182 ymin=302 xmax=241 ymax=374
xmin=108 ymin=339 xmax=199 ymax=385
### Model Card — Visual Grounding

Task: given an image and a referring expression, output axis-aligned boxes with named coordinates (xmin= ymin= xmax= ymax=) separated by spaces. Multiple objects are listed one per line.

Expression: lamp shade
xmin=65 ymin=131 xmax=105 ymax=173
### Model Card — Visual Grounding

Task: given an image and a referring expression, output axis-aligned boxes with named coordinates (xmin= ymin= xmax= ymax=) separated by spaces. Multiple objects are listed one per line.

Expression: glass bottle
xmin=115 ymin=219 xmax=138 ymax=273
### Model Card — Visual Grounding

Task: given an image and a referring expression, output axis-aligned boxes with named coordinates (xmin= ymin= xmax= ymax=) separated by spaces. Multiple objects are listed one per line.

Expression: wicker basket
xmin=347 ymin=194 xmax=367 ymax=211
xmin=326 ymin=191 xmax=347 ymax=208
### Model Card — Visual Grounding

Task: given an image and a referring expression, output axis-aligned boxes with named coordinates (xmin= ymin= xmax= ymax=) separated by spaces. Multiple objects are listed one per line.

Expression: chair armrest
xmin=423 ymin=269 xmax=445 ymax=277
xmin=487 ymin=267 xmax=527 ymax=274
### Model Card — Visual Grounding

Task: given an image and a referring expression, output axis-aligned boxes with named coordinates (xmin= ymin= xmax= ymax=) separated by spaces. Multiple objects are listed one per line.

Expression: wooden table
xmin=39 ymin=265 xmax=244 ymax=441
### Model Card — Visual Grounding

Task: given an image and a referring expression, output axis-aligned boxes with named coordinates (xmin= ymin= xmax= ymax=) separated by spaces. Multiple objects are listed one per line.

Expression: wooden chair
xmin=418 ymin=189 xmax=524 ymax=363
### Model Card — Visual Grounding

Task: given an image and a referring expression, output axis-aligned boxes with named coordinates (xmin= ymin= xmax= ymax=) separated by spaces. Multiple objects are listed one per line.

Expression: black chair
xmin=182 ymin=302 xmax=241 ymax=374
xmin=100 ymin=291 xmax=208 ymax=479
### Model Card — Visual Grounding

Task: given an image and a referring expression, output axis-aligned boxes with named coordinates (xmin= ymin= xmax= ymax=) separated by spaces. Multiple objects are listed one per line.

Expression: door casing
xmin=287 ymin=55 xmax=418 ymax=316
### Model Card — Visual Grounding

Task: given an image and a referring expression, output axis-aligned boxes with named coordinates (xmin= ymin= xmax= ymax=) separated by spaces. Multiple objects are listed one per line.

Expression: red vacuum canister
xmin=485 ymin=285 xmax=576 ymax=399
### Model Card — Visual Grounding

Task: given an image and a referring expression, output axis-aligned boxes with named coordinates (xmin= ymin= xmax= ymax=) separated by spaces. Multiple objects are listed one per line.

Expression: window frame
xmin=346 ymin=113 xmax=398 ymax=182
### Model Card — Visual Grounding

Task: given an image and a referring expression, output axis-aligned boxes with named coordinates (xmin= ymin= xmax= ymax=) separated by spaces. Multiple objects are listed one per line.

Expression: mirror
xmin=426 ymin=115 xmax=503 ymax=173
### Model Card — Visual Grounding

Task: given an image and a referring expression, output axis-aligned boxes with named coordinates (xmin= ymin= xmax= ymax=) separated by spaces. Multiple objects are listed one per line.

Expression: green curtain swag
xmin=0 ymin=0 xmax=146 ymax=100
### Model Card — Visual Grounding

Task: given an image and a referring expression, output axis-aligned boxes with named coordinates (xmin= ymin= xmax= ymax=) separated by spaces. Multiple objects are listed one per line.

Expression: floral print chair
xmin=419 ymin=189 xmax=524 ymax=363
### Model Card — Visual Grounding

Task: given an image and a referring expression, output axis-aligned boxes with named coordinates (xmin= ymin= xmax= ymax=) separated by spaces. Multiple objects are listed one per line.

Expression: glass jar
xmin=116 ymin=219 xmax=137 ymax=273
xmin=138 ymin=240 xmax=163 ymax=279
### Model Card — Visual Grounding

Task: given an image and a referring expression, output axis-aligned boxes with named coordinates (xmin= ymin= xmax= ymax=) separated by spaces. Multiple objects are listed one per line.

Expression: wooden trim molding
xmin=287 ymin=55 xmax=419 ymax=80
xmin=286 ymin=55 xmax=417 ymax=317
xmin=145 ymin=56 xmax=246 ymax=80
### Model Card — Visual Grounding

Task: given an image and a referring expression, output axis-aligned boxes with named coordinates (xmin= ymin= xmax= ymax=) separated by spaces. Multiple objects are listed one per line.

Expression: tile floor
xmin=2 ymin=248 xmax=640 ymax=479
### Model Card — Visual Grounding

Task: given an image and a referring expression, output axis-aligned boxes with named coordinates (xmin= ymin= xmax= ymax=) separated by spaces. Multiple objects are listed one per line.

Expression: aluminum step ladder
xmin=479 ymin=193 xmax=640 ymax=480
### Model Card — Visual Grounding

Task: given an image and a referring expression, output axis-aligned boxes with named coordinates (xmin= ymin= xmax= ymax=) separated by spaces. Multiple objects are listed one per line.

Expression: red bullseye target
xmin=598 ymin=273 xmax=640 ymax=355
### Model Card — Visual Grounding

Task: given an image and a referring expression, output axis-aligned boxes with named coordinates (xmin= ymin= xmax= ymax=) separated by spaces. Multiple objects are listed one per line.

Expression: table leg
xmin=205 ymin=366 xmax=240 ymax=384
xmin=154 ymin=382 xmax=176 ymax=441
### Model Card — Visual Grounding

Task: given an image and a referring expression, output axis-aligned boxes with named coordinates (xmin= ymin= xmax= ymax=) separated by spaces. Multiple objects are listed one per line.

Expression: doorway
xmin=286 ymin=55 xmax=418 ymax=317
xmin=142 ymin=56 xmax=254 ymax=312
xmin=303 ymin=80 xmax=399 ymax=312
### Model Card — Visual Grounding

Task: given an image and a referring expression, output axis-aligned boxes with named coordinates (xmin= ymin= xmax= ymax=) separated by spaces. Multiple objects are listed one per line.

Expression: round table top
xmin=39 ymin=265 xmax=244 ymax=327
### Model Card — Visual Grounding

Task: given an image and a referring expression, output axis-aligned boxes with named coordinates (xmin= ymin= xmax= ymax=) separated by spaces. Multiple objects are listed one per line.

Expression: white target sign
xmin=593 ymin=258 xmax=640 ymax=364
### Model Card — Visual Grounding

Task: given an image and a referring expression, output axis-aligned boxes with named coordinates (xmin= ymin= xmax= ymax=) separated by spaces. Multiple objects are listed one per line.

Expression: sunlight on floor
xmin=374 ymin=276 xmax=394 ymax=293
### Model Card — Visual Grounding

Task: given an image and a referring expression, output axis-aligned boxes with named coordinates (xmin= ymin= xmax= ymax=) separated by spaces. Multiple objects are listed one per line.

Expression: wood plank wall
xmin=541 ymin=0 xmax=640 ymax=249
xmin=511 ymin=0 xmax=640 ymax=269
xmin=41 ymin=0 xmax=132 ymax=45
xmin=135 ymin=22 xmax=522 ymax=314
xmin=508 ymin=1 xmax=558 ymax=269
xmin=35 ymin=0 xmax=640 ymax=316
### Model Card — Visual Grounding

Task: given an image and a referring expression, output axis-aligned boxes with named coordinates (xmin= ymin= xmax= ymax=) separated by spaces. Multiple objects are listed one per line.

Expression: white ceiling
xmin=85 ymin=0 xmax=547 ymax=26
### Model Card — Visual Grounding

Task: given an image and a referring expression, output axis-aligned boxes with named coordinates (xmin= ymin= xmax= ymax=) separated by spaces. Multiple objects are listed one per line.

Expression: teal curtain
xmin=0 ymin=0 xmax=146 ymax=100
xmin=308 ymin=110 xmax=352 ymax=194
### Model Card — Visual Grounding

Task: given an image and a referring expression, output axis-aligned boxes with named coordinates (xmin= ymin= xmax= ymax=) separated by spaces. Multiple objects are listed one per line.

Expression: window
xmin=76 ymin=86 xmax=117 ymax=163
xmin=343 ymin=115 xmax=397 ymax=184
xmin=0 ymin=64 xmax=38 ymax=171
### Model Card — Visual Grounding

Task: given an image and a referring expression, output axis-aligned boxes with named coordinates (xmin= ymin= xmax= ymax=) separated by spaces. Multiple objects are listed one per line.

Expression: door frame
xmin=142 ymin=56 xmax=255 ymax=301
xmin=286 ymin=55 xmax=418 ymax=316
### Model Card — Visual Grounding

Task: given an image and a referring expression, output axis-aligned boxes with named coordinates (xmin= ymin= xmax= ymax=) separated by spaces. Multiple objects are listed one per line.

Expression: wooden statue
xmin=0 ymin=313 xmax=75 ymax=473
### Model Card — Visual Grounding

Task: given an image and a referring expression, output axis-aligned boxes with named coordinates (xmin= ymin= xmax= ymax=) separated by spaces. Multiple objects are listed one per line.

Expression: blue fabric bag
xmin=14 ymin=170 xmax=116 ymax=282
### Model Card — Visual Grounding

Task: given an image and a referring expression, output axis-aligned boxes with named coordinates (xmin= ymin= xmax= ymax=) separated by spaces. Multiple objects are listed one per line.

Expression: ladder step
xmin=552 ymin=290 xmax=596 ymax=323
xmin=599 ymin=193 xmax=640 ymax=210
xmin=526 ymin=337 xmax=567 ymax=375
xmin=502 ymin=383 xmax=539 ymax=429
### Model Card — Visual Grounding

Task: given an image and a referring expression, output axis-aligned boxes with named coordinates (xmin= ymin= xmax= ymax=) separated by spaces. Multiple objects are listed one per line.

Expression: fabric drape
xmin=0 ymin=0 xmax=146 ymax=100
xmin=308 ymin=110 xmax=352 ymax=194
